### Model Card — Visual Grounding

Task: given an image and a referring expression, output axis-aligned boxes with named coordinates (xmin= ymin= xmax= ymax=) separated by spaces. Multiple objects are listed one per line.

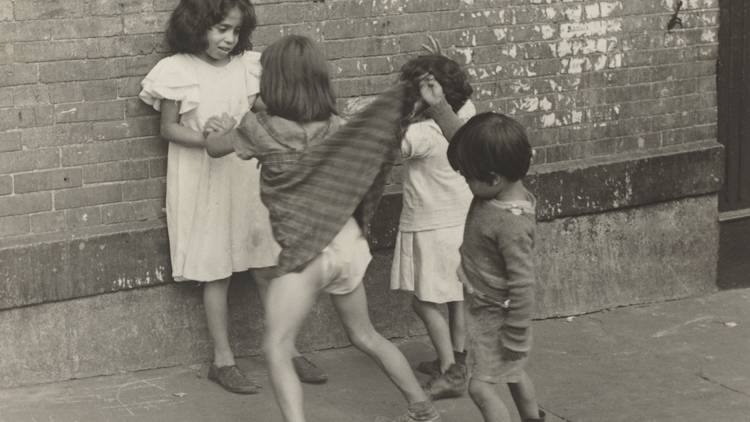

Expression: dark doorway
xmin=717 ymin=0 xmax=750 ymax=288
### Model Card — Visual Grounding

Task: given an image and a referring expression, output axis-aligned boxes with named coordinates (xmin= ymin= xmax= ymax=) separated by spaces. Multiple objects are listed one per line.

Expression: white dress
xmin=390 ymin=101 xmax=476 ymax=303
xmin=139 ymin=52 xmax=280 ymax=282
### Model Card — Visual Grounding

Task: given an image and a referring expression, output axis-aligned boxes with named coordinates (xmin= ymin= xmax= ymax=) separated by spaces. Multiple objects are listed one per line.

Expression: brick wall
xmin=0 ymin=0 xmax=719 ymax=245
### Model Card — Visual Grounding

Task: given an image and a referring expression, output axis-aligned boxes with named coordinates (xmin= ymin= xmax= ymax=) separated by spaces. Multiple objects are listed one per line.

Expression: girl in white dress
xmin=391 ymin=55 xmax=476 ymax=400
xmin=140 ymin=0 xmax=317 ymax=394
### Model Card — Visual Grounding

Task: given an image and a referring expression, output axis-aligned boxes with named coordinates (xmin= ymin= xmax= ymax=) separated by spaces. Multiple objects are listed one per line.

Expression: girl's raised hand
xmin=418 ymin=74 xmax=445 ymax=107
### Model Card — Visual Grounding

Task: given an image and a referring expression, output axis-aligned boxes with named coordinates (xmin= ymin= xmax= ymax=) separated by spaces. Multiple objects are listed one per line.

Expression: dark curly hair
xmin=165 ymin=0 xmax=256 ymax=56
xmin=447 ymin=112 xmax=531 ymax=184
xmin=399 ymin=54 xmax=473 ymax=113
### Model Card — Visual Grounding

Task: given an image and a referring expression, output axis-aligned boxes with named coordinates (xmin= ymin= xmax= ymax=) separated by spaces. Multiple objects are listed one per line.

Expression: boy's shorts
xmin=319 ymin=217 xmax=372 ymax=295
xmin=465 ymin=291 xmax=529 ymax=384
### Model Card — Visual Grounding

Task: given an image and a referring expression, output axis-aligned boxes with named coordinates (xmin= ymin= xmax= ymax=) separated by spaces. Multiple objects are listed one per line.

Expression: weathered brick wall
xmin=0 ymin=0 xmax=719 ymax=245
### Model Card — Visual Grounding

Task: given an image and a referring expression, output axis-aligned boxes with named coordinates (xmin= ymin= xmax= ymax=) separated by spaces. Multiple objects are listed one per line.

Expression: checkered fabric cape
xmin=262 ymin=83 xmax=409 ymax=275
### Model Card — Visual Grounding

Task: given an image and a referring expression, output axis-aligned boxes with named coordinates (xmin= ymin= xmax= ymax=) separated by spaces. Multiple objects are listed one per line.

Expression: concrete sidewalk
xmin=1 ymin=288 xmax=749 ymax=422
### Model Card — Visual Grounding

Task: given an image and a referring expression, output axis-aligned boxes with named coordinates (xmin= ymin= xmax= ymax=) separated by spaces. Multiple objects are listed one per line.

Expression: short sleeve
xmin=234 ymin=112 xmax=260 ymax=160
xmin=240 ymin=51 xmax=262 ymax=98
xmin=457 ymin=100 xmax=476 ymax=122
xmin=139 ymin=55 xmax=200 ymax=114
xmin=401 ymin=120 xmax=443 ymax=159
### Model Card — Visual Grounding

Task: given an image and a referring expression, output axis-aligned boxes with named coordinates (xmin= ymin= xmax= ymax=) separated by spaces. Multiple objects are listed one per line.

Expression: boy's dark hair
xmin=166 ymin=0 xmax=256 ymax=56
xmin=399 ymin=54 xmax=473 ymax=113
xmin=260 ymin=35 xmax=337 ymax=122
xmin=447 ymin=112 xmax=532 ymax=184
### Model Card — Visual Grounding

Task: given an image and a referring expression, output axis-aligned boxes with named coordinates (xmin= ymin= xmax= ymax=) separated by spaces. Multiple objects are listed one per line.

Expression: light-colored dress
xmin=139 ymin=52 xmax=279 ymax=282
xmin=390 ymin=101 xmax=476 ymax=303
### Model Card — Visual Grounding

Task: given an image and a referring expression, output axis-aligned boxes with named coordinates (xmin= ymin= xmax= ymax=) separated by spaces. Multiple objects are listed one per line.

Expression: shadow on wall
xmin=717 ymin=218 xmax=750 ymax=289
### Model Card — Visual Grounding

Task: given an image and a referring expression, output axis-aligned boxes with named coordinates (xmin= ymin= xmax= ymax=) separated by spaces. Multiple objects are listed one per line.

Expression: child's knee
xmin=468 ymin=378 xmax=495 ymax=403
xmin=347 ymin=326 xmax=381 ymax=351
xmin=263 ymin=332 xmax=294 ymax=358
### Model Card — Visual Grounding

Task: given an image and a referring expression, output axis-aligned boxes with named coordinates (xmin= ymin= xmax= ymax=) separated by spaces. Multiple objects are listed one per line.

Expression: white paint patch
xmin=608 ymin=53 xmax=623 ymax=68
xmin=571 ymin=110 xmax=583 ymax=124
xmin=455 ymin=47 xmax=473 ymax=64
xmin=701 ymin=29 xmax=716 ymax=43
xmin=564 ymin=5 xmax=583 ymax=22
xmin=519 ymin=97 xmax=540 ymax=112
xmin=541 ymin=113 xmax=557 ymax=128
xmin=460 ymin=0 xmax=474 ymax=5
xmin=600 ymin=1 xmax=622 ymax=18
xmin=537 ymin=24 xmax=556 ymax=40
xmin=493 ymin=28 xmax=507 ymax=41
xmin=511 ymin=80 xmax=532 ymax=94
xmin=585 ymin=4 xmax=600 ymax=19
xmin=540 ymin=97 xmax=553 ymax=112
xmin=593 ymin=55 xmax=608 ymax=71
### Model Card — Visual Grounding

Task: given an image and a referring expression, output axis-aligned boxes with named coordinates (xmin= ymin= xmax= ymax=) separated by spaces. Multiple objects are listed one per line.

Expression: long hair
xmin=166 ymin=0 xmax=256 ymax=56
xmin=399 ymin=54 xmax=473 ymax=113
xmin=447 ymin=112 xmax=532 ymax=183
xmin=260 ymin=35 xmax=337 ymax=122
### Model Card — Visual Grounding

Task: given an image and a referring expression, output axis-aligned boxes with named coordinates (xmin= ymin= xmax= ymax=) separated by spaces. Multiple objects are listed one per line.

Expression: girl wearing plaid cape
xmin=206 ymin=35 xmax=440 ymax=422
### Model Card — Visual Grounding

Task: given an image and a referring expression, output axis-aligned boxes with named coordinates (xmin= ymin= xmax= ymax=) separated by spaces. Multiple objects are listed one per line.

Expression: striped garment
xmin=256 ymin=83 xmax=410 ymax=275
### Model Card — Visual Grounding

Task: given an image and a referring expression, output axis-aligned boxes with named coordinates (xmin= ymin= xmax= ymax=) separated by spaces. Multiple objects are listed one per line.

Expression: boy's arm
xmin=497 ymin=226 xmax=536 ymax=358
xmin=426 ymin=99 xmax=464 ymax=141
xmin=418 ymin=75 xmax=465 ymax=140
xmin=205 ymin=130 xmax=237 ymax=157
xmin=206 ymin=111 xmax=260 ymax=160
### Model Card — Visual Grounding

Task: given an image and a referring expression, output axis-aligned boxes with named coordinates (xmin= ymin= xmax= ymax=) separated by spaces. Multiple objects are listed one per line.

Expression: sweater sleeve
xmin=234 ymin=112 xmax=260 ymax=160
xmin=497 ymin=224 xmax=536 ymax=353
xmin=425 ymin=99 xmax=464 ymax=141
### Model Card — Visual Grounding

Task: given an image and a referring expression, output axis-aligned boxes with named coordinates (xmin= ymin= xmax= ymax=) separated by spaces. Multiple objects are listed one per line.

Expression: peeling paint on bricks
xmin=0 ymin=0 xmax=719 ymax=246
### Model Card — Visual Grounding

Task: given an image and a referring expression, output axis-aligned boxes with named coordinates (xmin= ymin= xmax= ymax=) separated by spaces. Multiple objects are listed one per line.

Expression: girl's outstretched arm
xmin=159 ymin=100 xmax=206 ymax=148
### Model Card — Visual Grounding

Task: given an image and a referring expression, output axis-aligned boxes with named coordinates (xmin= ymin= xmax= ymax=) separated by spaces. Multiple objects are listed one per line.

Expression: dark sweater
xmin=427 ymin=100 xmax=537 ymax=353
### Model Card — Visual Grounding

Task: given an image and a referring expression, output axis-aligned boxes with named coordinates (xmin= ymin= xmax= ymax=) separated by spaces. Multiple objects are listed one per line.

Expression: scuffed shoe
xmin=207 ymin=364 xmax=261 ymax=394
xmin=424 ymin=363 xmax=467 ymax=400
xmin=391 ymin=400 xmax=441 ymax=422
xmin=523 ymin=409 xmax=546 ymax=422
xmin=292 ymin=355 xmax=328 ymax=384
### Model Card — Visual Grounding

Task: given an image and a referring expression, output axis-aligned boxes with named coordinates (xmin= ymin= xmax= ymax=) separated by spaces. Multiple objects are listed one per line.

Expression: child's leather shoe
xmin=207 ymin=364 xmax=261 ymax=394
xmin=523 ymin=409 xmax=546 ymax=422
xmin=391 ymin=400 xmax=441 ymax=422
xmin=424 ymin=362 xmax=467 ymax=400
xmin=292 ymin=355 xmax=328 ymax=384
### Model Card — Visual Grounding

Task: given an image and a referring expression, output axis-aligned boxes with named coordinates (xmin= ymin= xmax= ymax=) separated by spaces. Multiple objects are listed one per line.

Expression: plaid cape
xmin=256 ymin=83 xmax=409 ymax=275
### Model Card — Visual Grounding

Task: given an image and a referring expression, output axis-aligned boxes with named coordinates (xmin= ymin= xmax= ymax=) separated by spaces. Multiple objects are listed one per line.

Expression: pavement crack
xmin=697 ymin=372 xmax=750 ymax=398
xmin=541 ymin=406 xmax=575 ymax=422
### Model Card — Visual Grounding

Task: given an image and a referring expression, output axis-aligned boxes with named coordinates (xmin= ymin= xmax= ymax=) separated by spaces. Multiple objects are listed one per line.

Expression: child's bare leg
xmin=254 ymin=273 xmax=304 ymax=357
xmin=254 ymin=270 xmax=328 ymax=384
xmin=446 ymin=300 xmax=466 ymax=353
xmin=468 ymin=378 xmax=512 ymax=422
xmin=203 ymin=278 xmax=234 ymax=366
xmin=412 ymin=297 xmax=454 ymax=372
xmin=264 ymin=264 xmax=324 ymax=422
xmin=508 ymin=370 xmax=540 ymax=420
xmin=332 ymin=283 xmax=428 ymax=405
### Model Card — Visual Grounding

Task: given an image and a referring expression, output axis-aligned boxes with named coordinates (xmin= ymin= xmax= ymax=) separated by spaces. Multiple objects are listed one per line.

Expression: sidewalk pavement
xmin=1 ymin=288 xmax=749 ymax=422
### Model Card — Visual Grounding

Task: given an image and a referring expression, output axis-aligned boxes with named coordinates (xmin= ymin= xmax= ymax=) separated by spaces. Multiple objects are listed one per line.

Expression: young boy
xmin=418 ymin=75 xmax=546 ymax=422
